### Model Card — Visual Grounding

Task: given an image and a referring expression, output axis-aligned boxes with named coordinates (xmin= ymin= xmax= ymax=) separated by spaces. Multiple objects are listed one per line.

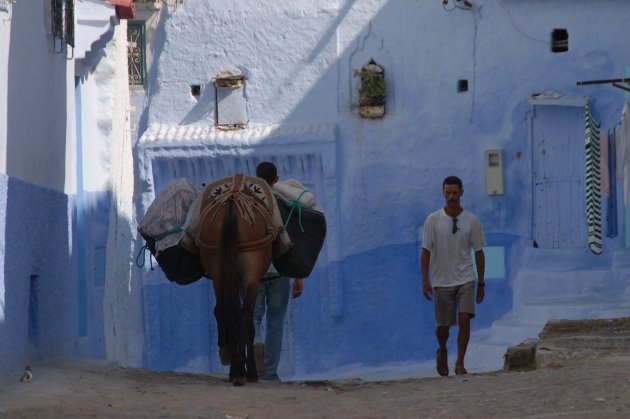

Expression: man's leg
xmin=454 ymin=281 xmax=476 ymax=374
xmin=252 ymin=282 xmax=267 ymax=374
xmin=455 ymin=312 xmax=471 ymax=373
xmin=437 ymin=326 xmax=450 ymax=350
xmin=436 ymin=325 xmax=450 ymax=367
xmin=253 ymin=281 xmax=267 ymax=344
xmin=434 ymin=285 xmax=456 ymax=376
xmin=262 ymin=276 xmax=290 ymax=379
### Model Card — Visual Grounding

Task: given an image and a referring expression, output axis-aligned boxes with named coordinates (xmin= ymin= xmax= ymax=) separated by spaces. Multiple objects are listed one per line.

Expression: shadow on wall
xmin=5 ymin=2 xmax=68 ymax=191
xmin=80 ymin=191 xmax=113 ymax=360
xmin=294 ymin=234 xmax=517 ymax=374
xmin=0 ymin=177 xmax=76 ymax=378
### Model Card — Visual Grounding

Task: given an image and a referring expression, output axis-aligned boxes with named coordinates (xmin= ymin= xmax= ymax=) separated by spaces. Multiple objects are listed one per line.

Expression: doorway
xmin=531 ymin=103 xmax=586 ymax=249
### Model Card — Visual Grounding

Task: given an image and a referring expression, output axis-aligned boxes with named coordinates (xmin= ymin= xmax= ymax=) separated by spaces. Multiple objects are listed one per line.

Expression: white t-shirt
xmin=422 ymin=208 xmax=486 ymax=287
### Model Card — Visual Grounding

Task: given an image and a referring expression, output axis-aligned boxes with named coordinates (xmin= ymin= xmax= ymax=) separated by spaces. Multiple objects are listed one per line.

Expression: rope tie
xmin=135 ymin=218 xmax=187 ymax=268
xmin=205 ymin=184 xmax=260 ymax=226
xmin=283 ymin=190 xmax=315 ymax=233
xmin=196 ymin=192 xmax=275 ymax=253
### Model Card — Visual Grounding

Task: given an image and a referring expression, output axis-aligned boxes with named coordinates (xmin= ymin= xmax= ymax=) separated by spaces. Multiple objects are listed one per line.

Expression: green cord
xmin=283 ymin=190 xmax=315 ymax=233
xmin=136 ymin=217 xmax=187 ymax=268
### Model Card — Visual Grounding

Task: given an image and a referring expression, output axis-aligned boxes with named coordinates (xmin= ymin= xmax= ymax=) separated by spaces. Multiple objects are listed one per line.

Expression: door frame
xmin=526 ymin=94 xmax=590 ymax=248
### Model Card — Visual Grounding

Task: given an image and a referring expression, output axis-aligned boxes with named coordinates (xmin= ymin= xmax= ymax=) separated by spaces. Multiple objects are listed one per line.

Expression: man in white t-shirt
xmin=421 ymin=176 xmax=486 ymax=377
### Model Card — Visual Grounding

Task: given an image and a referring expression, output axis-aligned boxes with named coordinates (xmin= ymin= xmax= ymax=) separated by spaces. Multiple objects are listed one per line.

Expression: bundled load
xmin=181 ymin=174 xmax=293 ymax=261
xmin=136 ymin=178 xmax=205 ymax=285
xmin=272 ymin=179 xmax=326 ymax=278
xmin=136 ymin=175 xmax=325 ymax=282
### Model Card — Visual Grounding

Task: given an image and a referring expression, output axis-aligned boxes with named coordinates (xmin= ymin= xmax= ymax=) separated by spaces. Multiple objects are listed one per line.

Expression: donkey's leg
xmin=208 ymin=277 xmax=231 ymax=367
xmin=230 ymin=313 xmax=249 ymax=386
xmin=242 ymin=283 xmax=260 ymax=382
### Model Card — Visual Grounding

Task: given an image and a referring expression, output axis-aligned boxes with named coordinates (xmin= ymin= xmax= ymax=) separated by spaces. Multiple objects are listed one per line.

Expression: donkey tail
xmin=220 ymin=199 xmax=241 ymax=361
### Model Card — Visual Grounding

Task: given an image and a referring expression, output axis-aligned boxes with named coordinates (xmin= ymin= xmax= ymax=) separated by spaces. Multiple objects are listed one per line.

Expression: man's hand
xmin=422 ymin=281 xmax=433 ymax=301
xmin=420 ymin=249 xmax=432 ymax=301
xmin=476 ymin=285 xmax=485 ymax=304
xmin=292 ymin=278 xmax=303 ymax=299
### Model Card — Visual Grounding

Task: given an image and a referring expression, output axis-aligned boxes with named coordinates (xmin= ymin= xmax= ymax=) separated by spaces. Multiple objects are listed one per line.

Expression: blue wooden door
xmin=532 ymin=105 xmax=586 ymax=248
xmin=144 ymin=154 xmax=327 ymax=373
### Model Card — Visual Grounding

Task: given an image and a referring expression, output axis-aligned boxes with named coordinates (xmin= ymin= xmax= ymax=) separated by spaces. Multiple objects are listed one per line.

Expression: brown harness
xmin=196 ymin=173 xmax=274 ymax=254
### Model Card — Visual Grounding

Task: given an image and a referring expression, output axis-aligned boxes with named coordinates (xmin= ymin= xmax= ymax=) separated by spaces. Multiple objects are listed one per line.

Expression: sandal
xmin=436 ymin=349 xmax=449 ymax=377
xmin=455 ymin=366 xmax=468 ymax=375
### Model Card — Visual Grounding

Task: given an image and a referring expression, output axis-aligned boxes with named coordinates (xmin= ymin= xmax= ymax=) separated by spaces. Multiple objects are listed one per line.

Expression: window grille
xmin=0 ymin=0 xmax=13 ymax=16
xmin=52 ymin=0 xmax=64 ymax=43
xmin=51 ymin=0 xmax=74 ymax=54
xmin=128 ymin=22 xmax=146 ymax=86
xmin=65 ymin=0 xmax=74 ymax=48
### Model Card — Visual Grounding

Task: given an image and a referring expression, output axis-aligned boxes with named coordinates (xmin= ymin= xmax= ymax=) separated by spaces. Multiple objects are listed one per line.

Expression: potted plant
xmin=354 ymin=59 xmax=386 ymax=118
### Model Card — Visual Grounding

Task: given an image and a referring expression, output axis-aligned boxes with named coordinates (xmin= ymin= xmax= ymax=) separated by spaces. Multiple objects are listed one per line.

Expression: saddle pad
xmin=202 ymin=174 xmax=274 ymax=213
xmin=182 ymin=173 xmax=292 ymax=256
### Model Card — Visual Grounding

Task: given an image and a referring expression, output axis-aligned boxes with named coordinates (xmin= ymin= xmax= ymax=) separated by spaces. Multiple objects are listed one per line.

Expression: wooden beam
xmin=612 ymin=83 xmax=630 ymax=93
xmin=576 ymin=78 xmax=630 ymax=86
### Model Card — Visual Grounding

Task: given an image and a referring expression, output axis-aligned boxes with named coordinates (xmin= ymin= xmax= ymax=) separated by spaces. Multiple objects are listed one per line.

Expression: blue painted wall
xmin=126 ymin=0 xmax=630 ymax=377
xmin=0 ymin=175 xmax=76 ymax=377
xmin=5 ymin=0 xmax=628 ymax=379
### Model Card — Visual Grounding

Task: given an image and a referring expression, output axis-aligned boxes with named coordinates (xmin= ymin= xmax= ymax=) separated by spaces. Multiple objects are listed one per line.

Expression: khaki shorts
xmin=434 ymin=281 xmax=476 ymax=326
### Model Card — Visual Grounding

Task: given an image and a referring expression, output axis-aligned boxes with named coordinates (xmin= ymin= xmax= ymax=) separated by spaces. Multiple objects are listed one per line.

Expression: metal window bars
xmin=0 ymin=0 xmax=15 ymax=20
xmin=127 ymin=22 xmax=145 ymax=86
xmin=51 ymin=0 xmax=75 ymax=58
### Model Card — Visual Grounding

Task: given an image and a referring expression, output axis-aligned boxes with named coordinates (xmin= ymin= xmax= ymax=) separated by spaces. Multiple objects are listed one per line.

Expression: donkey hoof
xmin=219 ymin=348 xmax=231 ymax=366
xmin=232 ymin=376 xmax=247 ymax=386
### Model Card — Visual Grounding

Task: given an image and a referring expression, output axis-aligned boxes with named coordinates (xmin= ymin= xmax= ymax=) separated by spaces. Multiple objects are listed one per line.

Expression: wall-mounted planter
xmin=355 ymin=59 xmax=386 ymax=119
xmin=359 ymin=96 xmax=386 ymax=118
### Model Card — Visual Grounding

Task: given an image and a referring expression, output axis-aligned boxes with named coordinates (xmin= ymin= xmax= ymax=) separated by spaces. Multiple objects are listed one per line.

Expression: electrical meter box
xmin=485 ymin=149 xmax=504 ymax=195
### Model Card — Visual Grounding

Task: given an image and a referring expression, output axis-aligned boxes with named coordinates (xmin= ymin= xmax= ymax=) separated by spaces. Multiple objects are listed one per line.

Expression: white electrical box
xmin=485 ymin=149 xmax=504 ymax=195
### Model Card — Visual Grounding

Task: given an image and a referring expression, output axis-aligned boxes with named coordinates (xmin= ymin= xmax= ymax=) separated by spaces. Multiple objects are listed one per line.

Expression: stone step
xmin=520 ymin=247 xmax=612 ymax=271
xmin=472 ymin=300 xmax=630 ymax=363
xmin=512 ymin=297 xmax=630 ymax=322
xmin=511 ymin=269 xmax=616 ymax=303
xmin=535 ymin=317 xmax=630 ymax=368
xmin=468 ymin=248 xmax=630 ymax=374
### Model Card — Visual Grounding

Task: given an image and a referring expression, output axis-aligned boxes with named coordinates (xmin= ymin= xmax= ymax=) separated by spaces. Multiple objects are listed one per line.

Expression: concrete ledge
xmin=504 ymin=338 xmax=537 ymax=371
xmin=505 ymin=317 xmax=630 ymax=371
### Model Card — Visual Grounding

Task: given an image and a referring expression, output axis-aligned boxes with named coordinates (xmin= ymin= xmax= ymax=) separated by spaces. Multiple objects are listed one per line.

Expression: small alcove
xmin=551 ymin=28 xmax=569 ymax=53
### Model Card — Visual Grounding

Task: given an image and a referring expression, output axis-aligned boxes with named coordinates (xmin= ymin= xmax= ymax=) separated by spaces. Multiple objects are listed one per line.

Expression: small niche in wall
xmin=354 ymin=59 xmax=386 ymax=119
xmin=212 ymin=72 xmax=247 ymax=129
xmin=457 ymin=79 xmax=469 ymax=92
xmin=190 ymin=84 xmax=201 ymax=97
xmin=551 ymin=28 xmax=568 ymax=53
